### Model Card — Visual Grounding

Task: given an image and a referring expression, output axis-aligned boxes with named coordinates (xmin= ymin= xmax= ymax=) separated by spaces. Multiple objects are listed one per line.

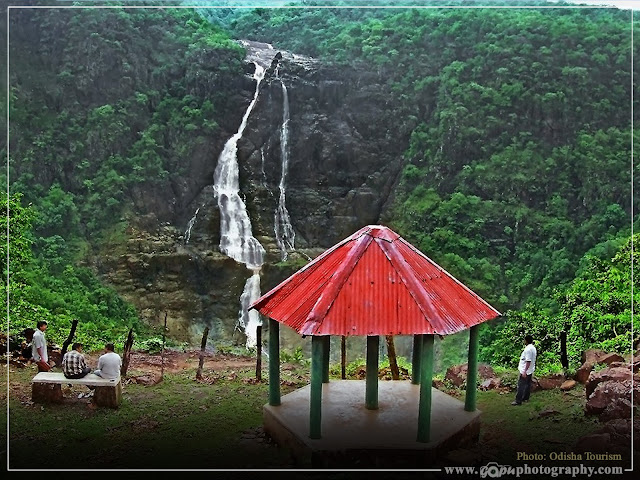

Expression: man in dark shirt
xmin=62 ymin=342 xmax=91 ymax=379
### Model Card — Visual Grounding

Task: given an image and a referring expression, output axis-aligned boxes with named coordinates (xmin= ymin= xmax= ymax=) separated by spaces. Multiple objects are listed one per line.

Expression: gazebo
xmin=249 ymin=225 xmax=501 ymax=464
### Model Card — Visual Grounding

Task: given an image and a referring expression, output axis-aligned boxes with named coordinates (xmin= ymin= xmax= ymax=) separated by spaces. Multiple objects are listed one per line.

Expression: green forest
xmin=2 ymin=0 xmax=638 ymax=375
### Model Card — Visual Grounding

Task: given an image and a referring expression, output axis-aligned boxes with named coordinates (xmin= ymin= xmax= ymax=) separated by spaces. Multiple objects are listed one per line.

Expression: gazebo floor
xmin=263 ymin=379 xmax=482 ymax=469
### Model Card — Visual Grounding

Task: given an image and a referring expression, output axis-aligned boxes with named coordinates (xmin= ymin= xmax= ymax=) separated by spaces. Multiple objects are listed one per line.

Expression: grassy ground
xmin=2 ymin=350 xmax=636 ymax=477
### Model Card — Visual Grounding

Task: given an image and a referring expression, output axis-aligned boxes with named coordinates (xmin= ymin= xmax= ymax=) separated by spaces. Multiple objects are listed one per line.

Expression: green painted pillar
xmin=268 ymin=318 xmax=280 ymax=406
xmin=417 ymin=334 xmax=434 ymax=443
xmin=411 ymin=334 xmax=422 ymax=385
xmin=365 ymin=335 xmax=379 ymax=410
xmin=322 ymin=335 xmax=330 ymax=383
xmin=310 ymin=335 xmax=324 ymax=439
xmin=465 ymin=324 xmax=480 ymax=412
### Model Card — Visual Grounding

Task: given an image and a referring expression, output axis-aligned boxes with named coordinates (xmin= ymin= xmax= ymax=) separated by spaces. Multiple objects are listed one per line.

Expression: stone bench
xmin=31 ymin=372 xmax=122 ymax=408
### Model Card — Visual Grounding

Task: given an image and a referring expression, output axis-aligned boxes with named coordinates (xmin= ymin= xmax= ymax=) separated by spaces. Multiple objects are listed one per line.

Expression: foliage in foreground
xmin=480 ymin=234 xmax=638 ymax=372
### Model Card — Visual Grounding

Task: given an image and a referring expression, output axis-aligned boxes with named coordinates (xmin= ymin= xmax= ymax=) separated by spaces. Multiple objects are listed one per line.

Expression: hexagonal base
xmin=263 ymin=380 xmax=481 ymax=468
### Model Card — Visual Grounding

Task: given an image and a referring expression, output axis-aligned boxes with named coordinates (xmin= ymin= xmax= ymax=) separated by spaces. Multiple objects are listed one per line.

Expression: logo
xmin=479 ymin=462 xmax=514 ymax=478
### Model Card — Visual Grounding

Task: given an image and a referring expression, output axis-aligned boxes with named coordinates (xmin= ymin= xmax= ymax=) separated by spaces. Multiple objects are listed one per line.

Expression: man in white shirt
xmin=512 ymin=334 xmax=537 ymax=405
xmin=32 ymin=321 xmax=51 ymax=372
xmin=93 ymin=343 xmax=122 ymax=380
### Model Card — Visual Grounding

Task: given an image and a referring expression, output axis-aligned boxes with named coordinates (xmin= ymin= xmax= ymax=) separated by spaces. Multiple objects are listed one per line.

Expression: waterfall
xmin=237 ymin=271 xmax=262 ymax=350
xmin=184 ymin=207 xmax=200 ymax=244
xmin=213 ymin=62 xmax=267 ymax=270
xmin=274 ymin=79 xmax=295 ymax=261
xmin=213 ymin=62 xmax=266 ymax=349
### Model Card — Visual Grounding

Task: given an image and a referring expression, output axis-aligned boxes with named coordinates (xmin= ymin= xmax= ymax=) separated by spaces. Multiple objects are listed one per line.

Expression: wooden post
xmin=196 ymin=327 xmax=210 ymax=380
xmin=310 ymin=335 xmax=324 ymax=439
xmin=417 ymin=334 xmax=434 ymax=442
xmin=365 ymin=335 xmax=379 ymax=410
xmin=341 ymin=335 xmax=346 ymax=379
xmin=411 ymin=334 xmax=422 ymax=384
xmin=322 ymin=335 xmax=330 ymax=383
xmin=61 ymin=319 xmax=79 ymax=356
xmin=160 ymin=311 xmax=167 ymax=381
xmin=256 ymin=325 xmax=262 ymax=381
xmin=121 ymin=328 xmax=134 ymax=376
xmin=268 ymin=318 xmax=280 ymax=406
xmin=385 ymin=335 xmax=400 ymax=380
xmin=465 ymin=324 xmax=480 ymax=412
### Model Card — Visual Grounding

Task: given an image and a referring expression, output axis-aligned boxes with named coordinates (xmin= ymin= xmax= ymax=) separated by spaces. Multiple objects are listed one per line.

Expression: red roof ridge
xmin=250 ymin=224 xmax=501 ymax=336
xmin=301 ymin=233 xmax=374 ymax=335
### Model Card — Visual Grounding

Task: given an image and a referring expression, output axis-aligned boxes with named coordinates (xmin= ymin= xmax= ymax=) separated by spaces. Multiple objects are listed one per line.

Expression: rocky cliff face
xmin=95 ymin=41 xmax=409 ymax=348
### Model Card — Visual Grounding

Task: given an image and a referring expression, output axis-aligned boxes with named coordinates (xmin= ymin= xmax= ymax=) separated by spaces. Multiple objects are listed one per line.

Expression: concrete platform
xmin=263 ymin=379 xmax=482 ymax=468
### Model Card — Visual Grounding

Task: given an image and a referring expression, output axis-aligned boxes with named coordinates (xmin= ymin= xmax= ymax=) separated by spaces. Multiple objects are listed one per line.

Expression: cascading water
xmin=213 ymin=62 xmax=267 ymax=349
xmin=274 ymin=79 xmax=295 ymax=261
xmin=237 ymin=271 xmax=262 ymax=349
xmin=184 ymin=206 xmax=200 ymax=244
xmin=213 ymin=62 xmax=267 ymax=270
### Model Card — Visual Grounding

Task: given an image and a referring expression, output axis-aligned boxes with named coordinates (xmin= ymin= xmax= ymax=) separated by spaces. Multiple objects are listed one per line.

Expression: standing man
xmin=62 ymin=342 xmax=92 ymax=379
xmin=93 ymin=343 xmax=122 ymax=380
xmin=512 ymin=334 xmax=537 ymax=406
xmin=32 ymin=320 xmax=51 ymax=372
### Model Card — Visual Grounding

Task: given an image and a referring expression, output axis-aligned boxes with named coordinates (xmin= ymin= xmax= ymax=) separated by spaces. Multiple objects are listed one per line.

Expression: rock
xmin=607 ymin=362 xmax=628 ymax=369
xmin=596 ymin=418 xmax=632 ymax=441
xmin=586 ymin=366 xmax=635 ymax=397
xmin=585 ymin=379 xmax=640 ymax=417
xmin=599 ymin=398 xmax=632 ymax=422
xmin=536 ymin=408 xmax=561 ymax=418
xmin=581 ymin=349 xmax=607 ymax=365
xmin=432 ymin=378 xmax=445 ymax=390
xmin=560 ymin=379 xmax=576 ymax=391
xmin=598 ymin=353 xmax=625 ymax=365
xmin=445 ymin=363 xmax=495 ymax=387
xmin=480 ymin=377 xmax=501 ymax=390
xmin=537 ymin=373 xmax=565 ymax=390
xmin=575 ymin=362 xmax=593 ymax=384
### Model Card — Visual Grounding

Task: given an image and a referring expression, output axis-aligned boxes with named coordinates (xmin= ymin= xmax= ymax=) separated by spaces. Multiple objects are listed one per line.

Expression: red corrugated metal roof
xmin=250 ymin=225 xmax=501 ymax=336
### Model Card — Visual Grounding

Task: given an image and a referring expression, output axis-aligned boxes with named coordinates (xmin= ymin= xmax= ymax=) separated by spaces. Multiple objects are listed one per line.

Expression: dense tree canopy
xmin=6 ymin=2 xmax=637 ymax=367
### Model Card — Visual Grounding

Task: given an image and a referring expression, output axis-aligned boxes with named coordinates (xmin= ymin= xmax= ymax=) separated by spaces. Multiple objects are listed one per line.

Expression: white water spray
xmin=213 ymin=62 xmax=267 ymax=348
xmin=213 ymin=62 xmax=267 ymax=270
xmin=237 ymin=271 xmax=262 ymax=350
xmin=274 ymin=79 xmax=295 ymax=261
xmin=184 ymin=207 xmax=200 ymax=244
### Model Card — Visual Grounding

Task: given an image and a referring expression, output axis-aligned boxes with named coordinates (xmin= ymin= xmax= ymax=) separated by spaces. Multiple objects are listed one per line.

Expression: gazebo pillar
xmin=411 ymin=334 xmax=422 ymax=384
xmin=322 ymin=335 xmax=330 ymax=383
xmin=309 ymin=335 xmax=324 ymax=439
xmin=465 ymin=324 xmax=480 ymax=412
xmin=417 ymin=334 xmax=434 ymax=442
xmin=268 ymin=318 xmax=281 ymax=406
xmin=365 ymin=335 xmax=379 ymax=410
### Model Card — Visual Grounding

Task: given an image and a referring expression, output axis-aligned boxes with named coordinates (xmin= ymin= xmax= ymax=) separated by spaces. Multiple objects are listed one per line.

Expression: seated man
xmin=62 ymin=342 xmax=92 ymax=379
xmin=93 ymin=343 xmax=122 ymax=380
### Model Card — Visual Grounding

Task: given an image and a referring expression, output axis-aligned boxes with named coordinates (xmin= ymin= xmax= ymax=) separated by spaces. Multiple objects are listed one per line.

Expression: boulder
xmin=479 ymin=377 xmax=501 ymax=390
xmin=586 ymin=366 xmax=635 ymax=397
xmin=575 ymin=418 xmax=638 ymax=457
xmin=560 ymin=379 xmax=576 ymax=391
xmin=597 ymin=418 xmax=632 ymax=440
xmin=598 ymin=353 xmax=625 ymax=365
xmin=585 ymin=379 xmax=640 ymax=417
xmin=537 ymin=373 xmax=565 ymax=390
xmin=444 ymin=363 xmax=495 ymax=387
xmin=599 ymin=398 xmax=633 ymax=423
xmin=581 ymin=349 xmax=608 ymax=365
xmin=574 ymin=362 xmax=593 ymax=384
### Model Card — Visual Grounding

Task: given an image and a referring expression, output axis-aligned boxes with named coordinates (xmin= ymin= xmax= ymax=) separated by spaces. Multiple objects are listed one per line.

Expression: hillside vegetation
xmin=3 ymin=1 xmax=637 ymax=372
